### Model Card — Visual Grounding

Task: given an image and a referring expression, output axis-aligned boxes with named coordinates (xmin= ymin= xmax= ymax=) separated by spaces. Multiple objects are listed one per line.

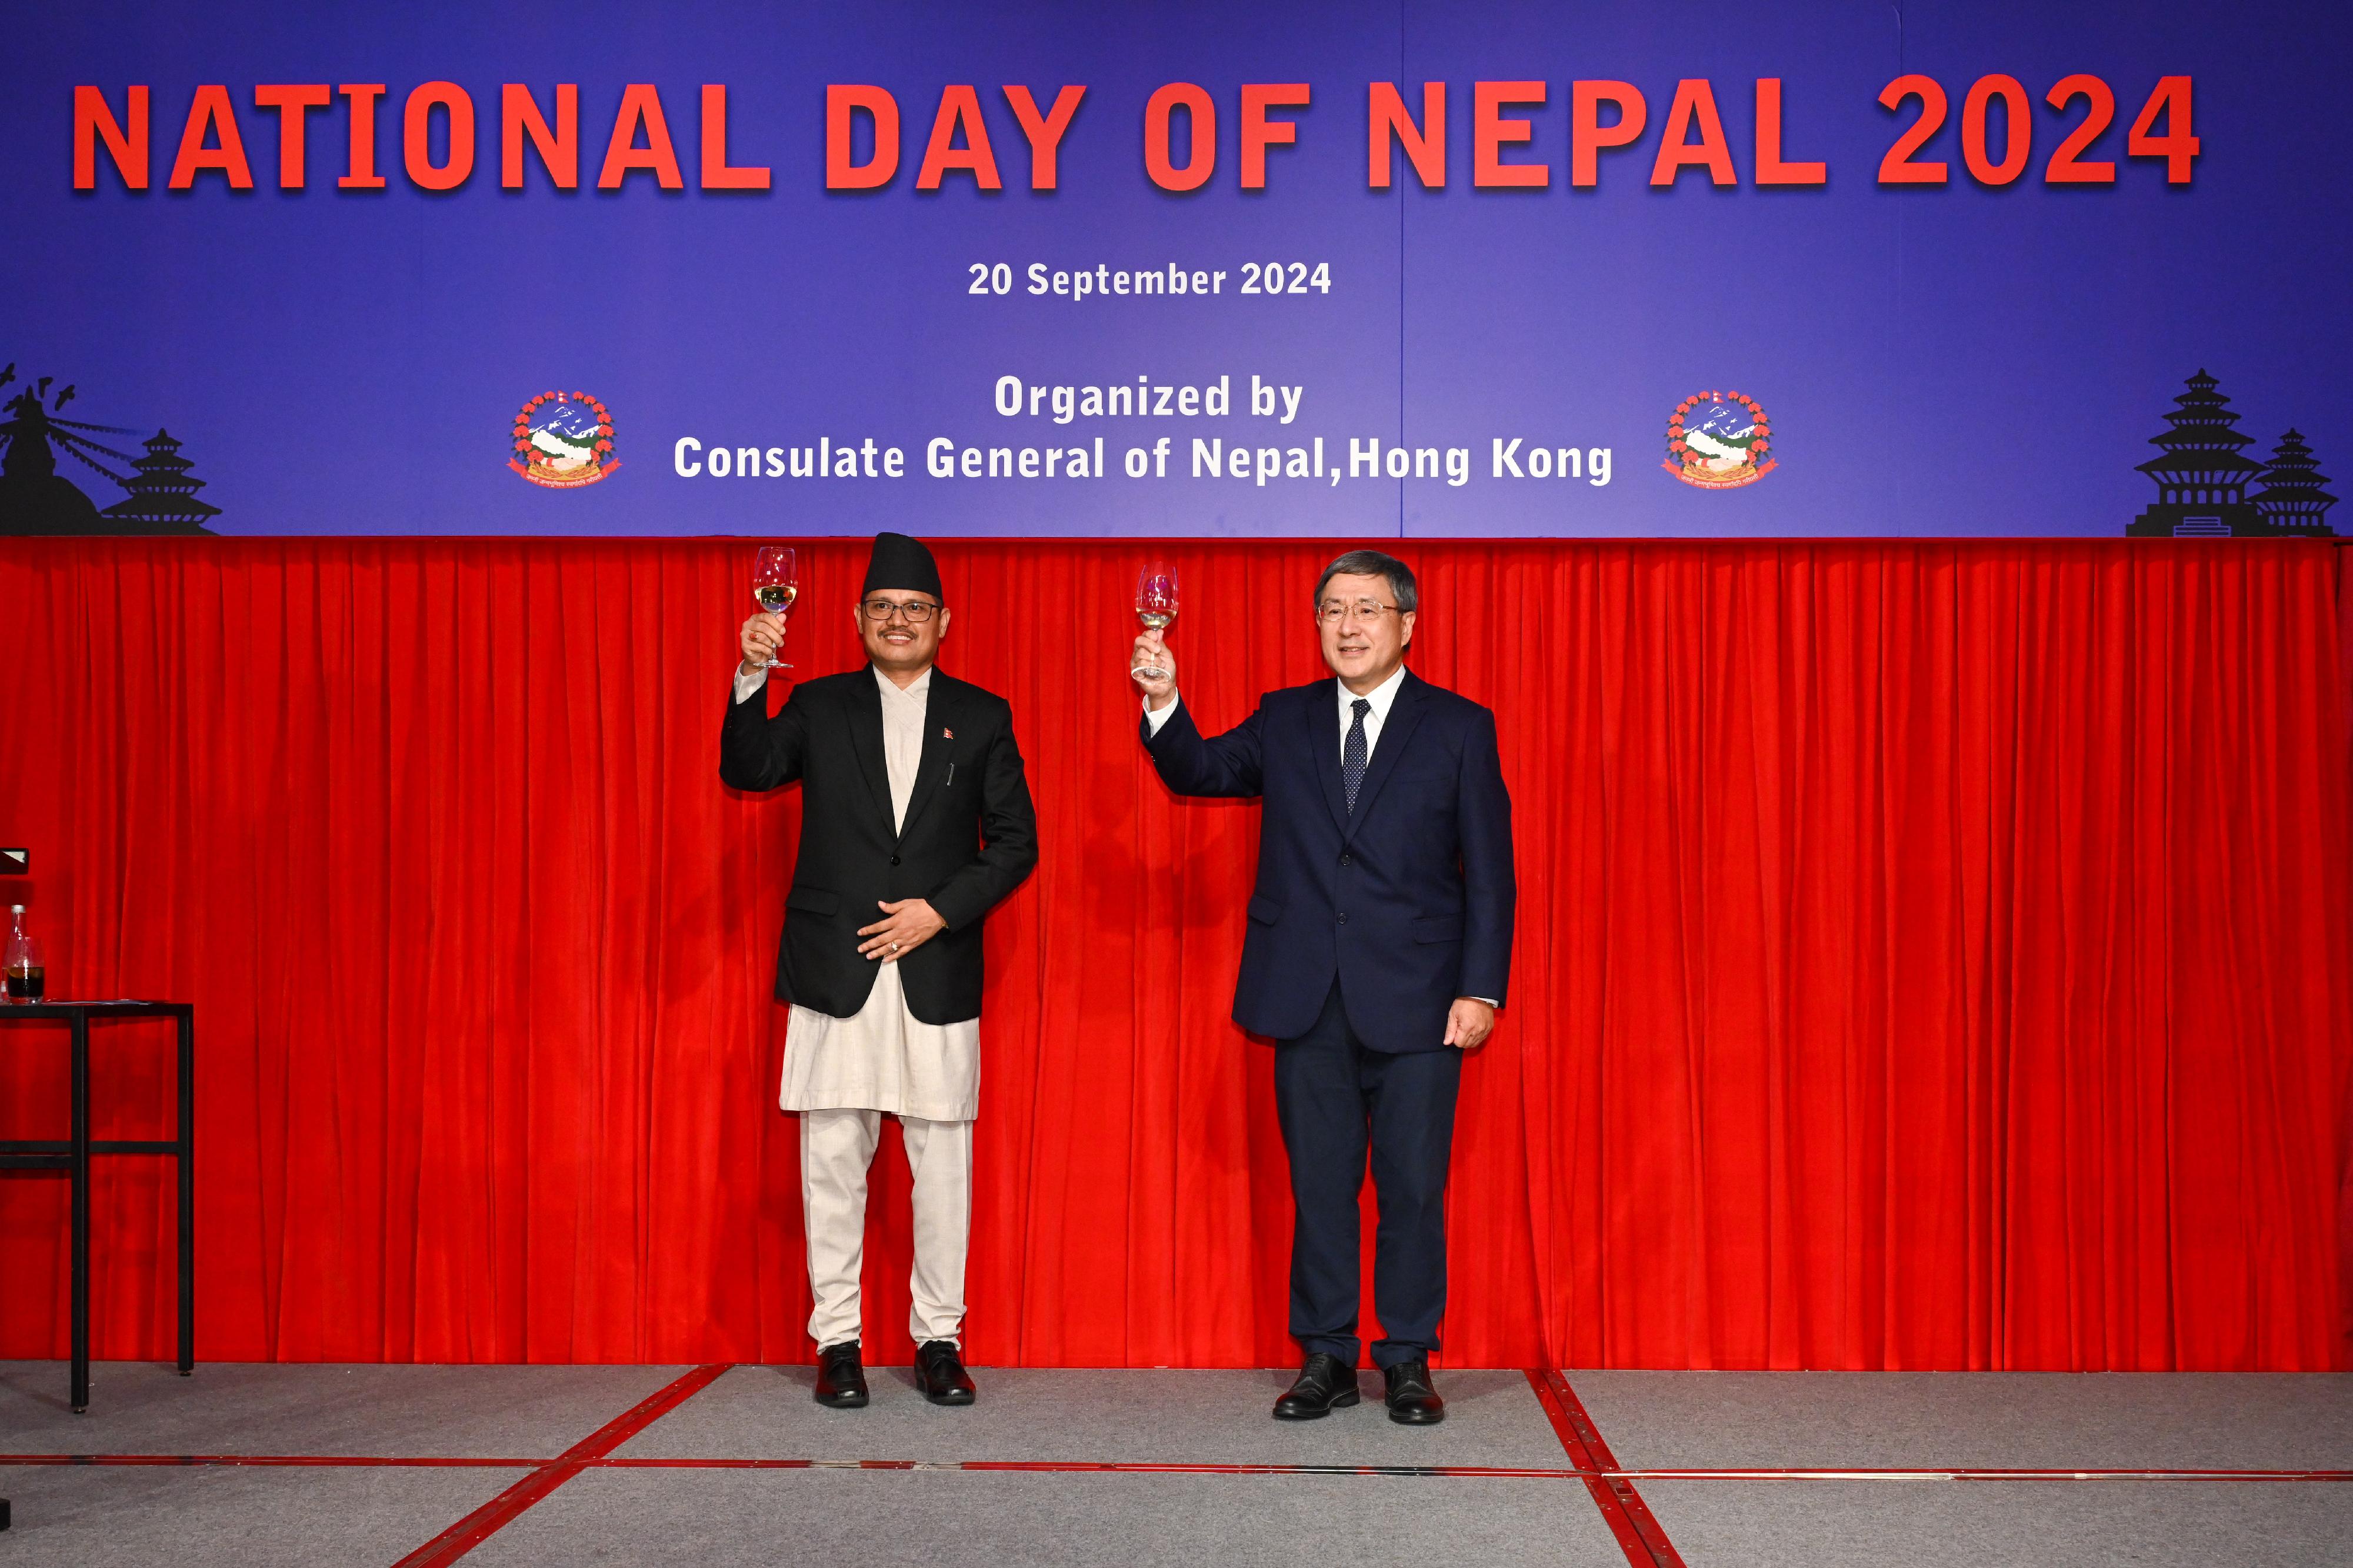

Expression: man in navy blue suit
xmin=1133 ymin=549 xmax=1515 ymax=1425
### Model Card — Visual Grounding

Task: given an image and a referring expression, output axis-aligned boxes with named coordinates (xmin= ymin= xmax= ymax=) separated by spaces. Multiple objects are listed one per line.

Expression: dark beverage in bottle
xmin=3 ymin=905 xmax=39 ymax=1003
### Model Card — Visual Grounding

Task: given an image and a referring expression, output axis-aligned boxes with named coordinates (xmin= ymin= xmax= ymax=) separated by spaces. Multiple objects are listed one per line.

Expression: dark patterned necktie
xmin=1343 ymin=698 xmax=1371 ymax=813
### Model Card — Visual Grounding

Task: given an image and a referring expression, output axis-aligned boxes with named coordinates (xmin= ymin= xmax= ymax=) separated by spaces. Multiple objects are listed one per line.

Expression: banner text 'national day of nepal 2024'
xmin=2 ymin=1 xmax=2346 ymax=539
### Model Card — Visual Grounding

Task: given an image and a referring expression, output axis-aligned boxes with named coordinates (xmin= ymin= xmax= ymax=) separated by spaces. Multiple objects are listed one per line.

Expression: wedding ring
xmin=890 ymin=942 xmax=900 ymax=953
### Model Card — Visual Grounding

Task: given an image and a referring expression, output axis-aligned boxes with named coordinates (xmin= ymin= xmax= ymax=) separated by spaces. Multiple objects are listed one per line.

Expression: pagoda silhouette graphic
xmin=2251 ymin=429 xmax=2338 ymax=536
xmin=2127 ymin=371 xmax=2336 ymax=537
xmin=102 ymin=429 xmax=221 ymax=532
xmin=0 ymin=365 xmax=218 ymax=535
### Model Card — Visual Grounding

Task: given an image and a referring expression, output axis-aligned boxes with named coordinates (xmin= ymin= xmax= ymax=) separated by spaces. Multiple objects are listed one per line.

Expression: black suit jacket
xmin=721 ymin=666 xmax=1038 ymax=1024
xmin=1142 ymin=670 xmax=1514 ymax=1052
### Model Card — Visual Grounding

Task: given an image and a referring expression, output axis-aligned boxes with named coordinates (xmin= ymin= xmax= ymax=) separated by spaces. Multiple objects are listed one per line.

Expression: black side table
xmin=0 ymin=1002 xmax=194 ymax=1413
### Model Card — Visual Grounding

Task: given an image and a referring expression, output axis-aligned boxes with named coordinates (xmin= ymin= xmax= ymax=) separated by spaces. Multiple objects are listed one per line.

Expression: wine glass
xmin=750 ymin=545 xmax=798 ymax=671
xmin=1132 ymin=562 xmax=1178 ymax=682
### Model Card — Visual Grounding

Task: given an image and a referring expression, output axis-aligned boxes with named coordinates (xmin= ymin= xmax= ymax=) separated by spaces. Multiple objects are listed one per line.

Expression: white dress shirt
xmin=1143 ymin=664 xmax=1495 ymax=1009
xmin=874 ymin=665 xmax=931 ymax=830
xmin=1330 ymin=663 xmax=1407 ymax=762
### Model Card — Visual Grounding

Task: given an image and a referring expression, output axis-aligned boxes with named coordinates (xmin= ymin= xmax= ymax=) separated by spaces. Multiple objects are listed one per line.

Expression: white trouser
xmin=800 ymin=1107 xmax=973 ymax=1349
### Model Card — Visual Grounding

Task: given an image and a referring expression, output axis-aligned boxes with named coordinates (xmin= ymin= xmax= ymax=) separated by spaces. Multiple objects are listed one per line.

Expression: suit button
xmin=890 ymin=855 xmax=902 ymax=866
xmin=1339 ymin=853 xmax=1352 ymax=866
xmin=1337 ymin=913 xmax=1349 ymax=924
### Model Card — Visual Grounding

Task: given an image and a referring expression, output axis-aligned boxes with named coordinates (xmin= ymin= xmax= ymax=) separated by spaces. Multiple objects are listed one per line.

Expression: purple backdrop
xmin=2 ymin=0 xmax=2346 ymax=536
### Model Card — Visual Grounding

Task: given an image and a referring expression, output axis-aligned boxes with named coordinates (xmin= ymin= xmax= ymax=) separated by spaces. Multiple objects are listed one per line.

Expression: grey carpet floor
xmin=0 ymin=1462 xmax=517 ymax=1567
xmin=1568 ymin=1370 xmax=2353 ymax=1471
xmin=1641 ymin=1478 xmax=2353 ymax=1568
xmin=467 ymin=1467 xmax=1629 ymax=1568
xmin=0 ymin=1360 xmax=691 ymax=1459
xmin=4 ymin=1362 xmax=2347 ymax=1566
xmin=614 ymin=1365 xmax=1569 ymax=1466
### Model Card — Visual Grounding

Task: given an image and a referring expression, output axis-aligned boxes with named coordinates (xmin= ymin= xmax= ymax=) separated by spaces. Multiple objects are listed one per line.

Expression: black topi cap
xmin=861 ymin=532 xmax=942 ymax=599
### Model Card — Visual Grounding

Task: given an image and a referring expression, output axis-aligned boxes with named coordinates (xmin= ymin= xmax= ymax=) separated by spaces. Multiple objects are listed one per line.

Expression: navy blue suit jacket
xmin=1142 ymin=670 xmax=1515 ymax=1053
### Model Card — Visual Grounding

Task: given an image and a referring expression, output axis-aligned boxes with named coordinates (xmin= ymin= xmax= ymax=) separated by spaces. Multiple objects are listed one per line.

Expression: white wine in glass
xmin=1133 ymin=562 xmax=1177 ymax=682
xmin=751 ymin=545 xmax=798 ymax=670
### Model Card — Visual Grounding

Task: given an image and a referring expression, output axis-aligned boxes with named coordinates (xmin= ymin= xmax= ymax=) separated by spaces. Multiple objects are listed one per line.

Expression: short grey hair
xmin=1314 ymin=549 xmax=1418 ymax=614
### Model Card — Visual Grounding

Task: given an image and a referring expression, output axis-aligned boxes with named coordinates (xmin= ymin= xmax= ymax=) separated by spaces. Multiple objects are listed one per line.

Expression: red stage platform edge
xmin=1 ymin=538 xmax=2345 ymax=1372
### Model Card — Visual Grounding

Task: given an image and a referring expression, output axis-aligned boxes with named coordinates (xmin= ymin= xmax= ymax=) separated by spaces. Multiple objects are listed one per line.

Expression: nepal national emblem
xmin=511 ymin=390 xmax=619 ymax=488
xmin=1665 ymin=391 xmax=1774 ymax=489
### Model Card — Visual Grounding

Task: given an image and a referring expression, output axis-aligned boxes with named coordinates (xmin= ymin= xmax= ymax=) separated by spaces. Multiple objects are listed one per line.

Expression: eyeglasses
xmin=861 ymin=598 xmax=942 ymax=622
xmin=1316 ymin=599 xmax=1401 ymax=624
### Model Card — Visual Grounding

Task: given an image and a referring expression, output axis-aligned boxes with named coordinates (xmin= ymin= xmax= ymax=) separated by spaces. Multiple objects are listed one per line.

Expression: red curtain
xmin=1 ymin=538 xmax=2346 ymax=1372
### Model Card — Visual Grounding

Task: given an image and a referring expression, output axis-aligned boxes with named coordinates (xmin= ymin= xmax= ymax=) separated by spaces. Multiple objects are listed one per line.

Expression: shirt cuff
xmin=732 ymin=665 xmax=768 ymax=704
xmin=1142 ymin=694 xmax=1179 ymax=735
xmin=1467 ymin=997 xmax=1499 ymax=1007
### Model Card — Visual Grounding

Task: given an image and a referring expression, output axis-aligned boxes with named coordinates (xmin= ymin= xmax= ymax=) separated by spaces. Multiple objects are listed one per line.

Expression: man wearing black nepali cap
xmin=722 ymin=532 xmax=1039 ymax=1409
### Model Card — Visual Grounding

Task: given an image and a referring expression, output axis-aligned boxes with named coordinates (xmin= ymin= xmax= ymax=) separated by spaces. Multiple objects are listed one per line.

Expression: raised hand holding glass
xmin=1133 ymin=562 xmax=1178 ymax=682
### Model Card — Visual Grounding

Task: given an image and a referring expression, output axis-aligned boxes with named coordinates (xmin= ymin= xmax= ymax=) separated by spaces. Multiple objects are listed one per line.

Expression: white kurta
xmin=774 ymin=665 xmax=982 ymax=1123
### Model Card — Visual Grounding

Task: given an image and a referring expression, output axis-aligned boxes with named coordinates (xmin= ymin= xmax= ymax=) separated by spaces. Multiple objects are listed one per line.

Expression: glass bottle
xmin=4 ymin=905 xmax=42 ymax=1002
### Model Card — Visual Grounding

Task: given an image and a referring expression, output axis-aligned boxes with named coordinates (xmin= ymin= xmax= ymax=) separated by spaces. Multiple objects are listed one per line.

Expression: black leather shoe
xmin=915 ymin=1339 xmax=976 ymax=1406
xmin=813 ymin=1341 xmax=868 ymax=1409
xmin=1272 ymin=1353 xmax=1361 ymax=1420
xmin=1382 ymin=1358 xmax=1445 ymax=1425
